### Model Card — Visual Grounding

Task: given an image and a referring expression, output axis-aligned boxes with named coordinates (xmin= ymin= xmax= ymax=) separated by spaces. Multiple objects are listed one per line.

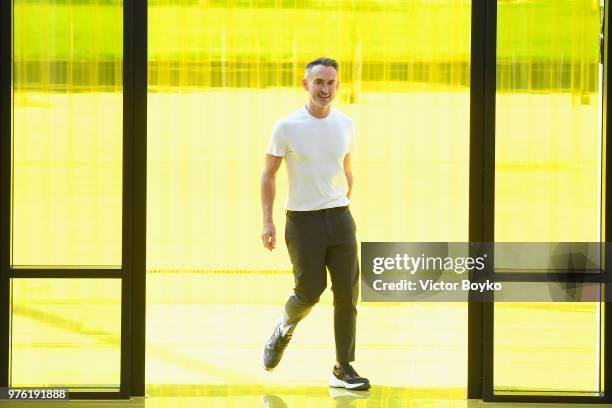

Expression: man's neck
xmin=305 ymin=103 xmax=331 ymax=119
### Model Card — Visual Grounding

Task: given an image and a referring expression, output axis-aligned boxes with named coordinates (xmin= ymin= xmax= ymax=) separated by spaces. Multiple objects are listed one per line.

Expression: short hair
xmin=304 ymin=57 xmax=338 ymax=78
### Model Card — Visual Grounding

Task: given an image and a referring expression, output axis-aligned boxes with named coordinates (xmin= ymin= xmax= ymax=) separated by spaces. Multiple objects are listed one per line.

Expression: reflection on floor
xmin=1 ymin=392 xmax=611 ymax=408
xmin=146 ymin=384 xmax=465 ymax=407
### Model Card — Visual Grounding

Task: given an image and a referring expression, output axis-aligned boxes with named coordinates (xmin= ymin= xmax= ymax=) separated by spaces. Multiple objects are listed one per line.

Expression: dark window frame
xmin=0 ymin=0 xmax=147 ymax=399
xmin=469 ymin=0 xmax=612 ymax=403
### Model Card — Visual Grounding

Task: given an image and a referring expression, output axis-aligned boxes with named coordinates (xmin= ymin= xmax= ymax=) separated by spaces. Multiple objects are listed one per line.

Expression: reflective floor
xmin=2 ymin=394 xmax=612 ymax=408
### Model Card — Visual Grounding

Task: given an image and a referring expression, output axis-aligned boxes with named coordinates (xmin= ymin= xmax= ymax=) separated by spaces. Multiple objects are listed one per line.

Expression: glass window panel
xmin=494 ymin=302 xmax=600 ymax=393
xmin=495 ymin=0 xmax=602 ymax=242
xmin=494 ymin=0 xmax=603 ymax=394
xmin=10 ymin=279 xmax=121 ymax=389
xmin=12 ymin=0 xmax=123 ymax=266
xmin=147 ymin=0 xmax=470 ymax=393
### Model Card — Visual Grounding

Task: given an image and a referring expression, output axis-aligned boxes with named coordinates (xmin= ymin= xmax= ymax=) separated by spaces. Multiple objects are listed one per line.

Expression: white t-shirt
xmin=266 ymin=106 xmax=355 ymax=211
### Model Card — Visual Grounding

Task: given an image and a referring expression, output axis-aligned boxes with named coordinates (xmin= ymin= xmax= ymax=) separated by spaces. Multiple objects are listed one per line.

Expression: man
xmin=260 ymin=57 xmax=370 ymax=391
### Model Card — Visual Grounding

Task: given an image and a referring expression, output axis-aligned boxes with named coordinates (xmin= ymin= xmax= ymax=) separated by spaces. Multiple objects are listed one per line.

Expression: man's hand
xmin=262 ymin=222 xmax=276 ymax=251
xmin=261 ymin=154 xmax=283 ymax=251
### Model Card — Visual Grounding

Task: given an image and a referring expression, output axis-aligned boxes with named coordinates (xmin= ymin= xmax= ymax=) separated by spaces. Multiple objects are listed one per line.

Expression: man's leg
xmin=280 ymin=212 xmax=328 ymax=335
xmin=325 ymin=208 xmax=359 ymax=363
xmin=263 ymin=211 xmax=328 ymax=371
xmin=325 ymin=207 xmax=369 ymax=389
xmin=326 ymin=238 xmax=359 ymax=363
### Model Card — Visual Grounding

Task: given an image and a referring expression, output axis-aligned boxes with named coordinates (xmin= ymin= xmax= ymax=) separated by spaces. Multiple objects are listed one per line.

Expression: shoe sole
xmin=328 ymin=388 xmax=371 ymax=399
xmin=329 ymin=374 xmax=371 ymax=391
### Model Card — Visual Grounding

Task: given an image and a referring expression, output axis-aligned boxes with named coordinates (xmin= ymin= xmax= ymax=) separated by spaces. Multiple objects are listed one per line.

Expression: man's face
xmin=302 ymin=65 xmax=339 ymax=108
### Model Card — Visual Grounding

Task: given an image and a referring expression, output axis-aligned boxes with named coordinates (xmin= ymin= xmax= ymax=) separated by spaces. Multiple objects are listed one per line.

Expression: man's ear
xmin=301 ymin=78 xmax=308 ymax=91
xmin=336 ymin=80 xmax=340 ymax=90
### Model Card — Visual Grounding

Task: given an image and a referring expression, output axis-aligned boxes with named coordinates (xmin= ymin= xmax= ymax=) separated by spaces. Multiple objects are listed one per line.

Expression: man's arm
xmin=344 ymin=153 xmax=353 ymax=199
xmin=261 ymin=154 xmax=283 ymax=250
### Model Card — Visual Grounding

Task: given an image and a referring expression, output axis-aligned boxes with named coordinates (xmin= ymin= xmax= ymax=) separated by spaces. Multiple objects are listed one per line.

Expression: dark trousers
xmin=279 ymin=205 xmax=359 ymax=363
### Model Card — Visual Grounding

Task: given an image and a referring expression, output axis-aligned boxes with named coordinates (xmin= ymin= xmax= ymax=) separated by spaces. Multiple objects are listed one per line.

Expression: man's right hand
xmin=262 ymin=222 xmax=276 ymax=251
